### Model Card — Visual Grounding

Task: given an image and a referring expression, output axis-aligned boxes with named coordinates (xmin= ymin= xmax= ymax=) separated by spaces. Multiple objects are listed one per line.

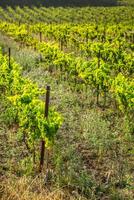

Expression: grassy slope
xmin=0 ymin=2 xmax=133 ymax=200
xmin=0 ymin=31 xmax=133 ymax=200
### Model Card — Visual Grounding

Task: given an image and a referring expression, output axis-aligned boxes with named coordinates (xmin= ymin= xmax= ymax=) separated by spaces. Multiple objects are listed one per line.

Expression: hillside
xmin=0 ymin=0 xmax=119 ymax=7
xmin=0 ymin=1 xmax=133 ymax=200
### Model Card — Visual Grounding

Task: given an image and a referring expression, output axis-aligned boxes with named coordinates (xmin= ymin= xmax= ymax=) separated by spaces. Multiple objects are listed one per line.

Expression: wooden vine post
xmin=75 ymin=63 xmax=77 ymax=87
xmin=39 ymin=85 xmax=50 ymax=173
xmin=39 ymin=32 xmax=42 ymax=43
xmin=39 ymin=31 xmax=42 ymax=62
xmin=8 ymin=47 xmax=11 ymax=69
xmin=8 ymin=47 xmax=12 ymax=94
xmin=97 ymin=50 xmax=101 ymax=105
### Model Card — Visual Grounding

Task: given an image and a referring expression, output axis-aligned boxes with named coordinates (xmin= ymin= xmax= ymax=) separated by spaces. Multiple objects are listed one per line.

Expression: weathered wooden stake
xmin=75 ymin=63 xmax=77 ymax=87
xmin=39 ymin=32 xmax=42 ymax=62
xmin=39 ymin=86 xmax=50 ymax=173
xmin=96 ymin=50 xmax=101 ymax=105
xmin=8 ymin=47 xmax=11 ymax=69
xmin=45 ymin=86 xmax=50 ymax=118
xmin=18 ymin=20 xmax=21 ymax=26
xmin=39 ymin=32 xmax=42 ymax=43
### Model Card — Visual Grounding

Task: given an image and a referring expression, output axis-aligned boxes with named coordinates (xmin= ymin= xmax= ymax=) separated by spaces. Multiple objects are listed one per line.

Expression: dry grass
xmin=0 ymin=175 xmax=86 ymax=200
